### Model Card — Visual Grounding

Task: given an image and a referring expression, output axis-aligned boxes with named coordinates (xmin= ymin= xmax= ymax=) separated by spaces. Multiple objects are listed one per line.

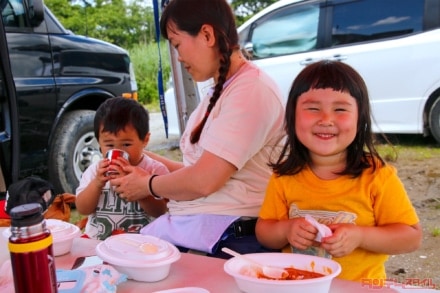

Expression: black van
xmin=0 ymin=0 xmax=138 ymax=194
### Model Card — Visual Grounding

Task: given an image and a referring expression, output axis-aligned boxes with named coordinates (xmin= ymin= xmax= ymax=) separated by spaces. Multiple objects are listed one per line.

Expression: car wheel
xmin=48 ymin=110 xmax=102 ymax=194
xmin=429 ymin=97 xmax=440 ymax=144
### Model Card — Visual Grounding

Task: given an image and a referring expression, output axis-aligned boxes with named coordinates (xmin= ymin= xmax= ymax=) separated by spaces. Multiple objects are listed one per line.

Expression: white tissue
xmin=305 ymin=215 xmax=332 ymax=242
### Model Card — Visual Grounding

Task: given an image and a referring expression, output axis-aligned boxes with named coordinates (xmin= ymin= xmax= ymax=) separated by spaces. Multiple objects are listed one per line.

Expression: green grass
xmin=375 ymin=134 xmax=440 ymax=162
xmin=69 ymin=209 xmax=83 ymax=223
xmin=431 ymin=227 xmax=440 ymax=237
xmin=129 ymin=42 xmax=171 ymax=106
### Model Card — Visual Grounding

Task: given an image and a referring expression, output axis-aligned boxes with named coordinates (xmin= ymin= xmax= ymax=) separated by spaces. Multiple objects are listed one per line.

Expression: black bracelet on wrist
xmin=148 ymin=174 xmax=163 ymax=200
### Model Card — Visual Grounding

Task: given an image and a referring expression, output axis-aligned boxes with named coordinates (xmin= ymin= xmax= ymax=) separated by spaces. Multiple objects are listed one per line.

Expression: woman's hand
xmin=110 ymin=165 xmax=151 ymax=202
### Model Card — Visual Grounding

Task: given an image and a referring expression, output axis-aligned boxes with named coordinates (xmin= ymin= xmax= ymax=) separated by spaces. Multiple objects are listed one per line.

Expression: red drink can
xmin=105 ymin=149 xmax=129 ymax=175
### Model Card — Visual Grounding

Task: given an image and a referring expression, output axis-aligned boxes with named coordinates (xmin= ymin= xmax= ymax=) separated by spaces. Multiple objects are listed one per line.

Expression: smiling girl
xmin=255 ymin=60 xmax=422 ymax=282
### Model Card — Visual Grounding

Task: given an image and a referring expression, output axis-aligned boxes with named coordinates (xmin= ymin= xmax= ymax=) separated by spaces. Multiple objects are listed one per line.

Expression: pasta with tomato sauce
xmin=258 ymin=267 xmax=325 ymax=280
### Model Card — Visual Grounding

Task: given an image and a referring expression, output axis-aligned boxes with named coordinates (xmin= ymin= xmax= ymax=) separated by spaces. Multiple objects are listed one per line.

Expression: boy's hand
xmin=95 ymin=158 xmax=111 ymax=188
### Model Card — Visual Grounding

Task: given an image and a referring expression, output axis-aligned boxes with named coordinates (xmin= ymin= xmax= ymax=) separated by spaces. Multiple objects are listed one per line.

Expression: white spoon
xmin=117 ymin=237 xmax=159 ymax=253
xmin=221 ymin=247 xmax=288 ymax=280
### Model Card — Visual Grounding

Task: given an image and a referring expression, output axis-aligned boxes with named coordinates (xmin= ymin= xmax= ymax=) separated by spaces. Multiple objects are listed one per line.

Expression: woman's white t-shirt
xmin=167 ymin=62 xmax=285 ymax=217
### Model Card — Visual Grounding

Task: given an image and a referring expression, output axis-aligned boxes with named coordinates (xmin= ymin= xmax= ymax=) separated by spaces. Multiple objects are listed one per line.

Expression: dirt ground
xmin=381 ymin=143 xmax=440 ymax=290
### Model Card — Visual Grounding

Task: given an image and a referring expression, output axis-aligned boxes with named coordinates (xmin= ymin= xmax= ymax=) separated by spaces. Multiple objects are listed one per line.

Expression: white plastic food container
xmin=3 ymin=218 xmax=81 ymax=256
xmin=224 ymin=252 xmax=341 ymax=293
xmin=95 ymin=234 xmax=181 ymax=282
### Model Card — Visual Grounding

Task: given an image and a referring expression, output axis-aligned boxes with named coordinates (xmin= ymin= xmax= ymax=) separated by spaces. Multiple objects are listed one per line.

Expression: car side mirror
xmin=243 ymin=42 xmax=254 ymax=60
xmin=25 ymin=0 xmax=44 ymax=27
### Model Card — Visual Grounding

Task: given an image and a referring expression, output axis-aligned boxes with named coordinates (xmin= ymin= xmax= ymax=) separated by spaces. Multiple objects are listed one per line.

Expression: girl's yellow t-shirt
xmin=259 ymin=163 xmax=419 ymax=282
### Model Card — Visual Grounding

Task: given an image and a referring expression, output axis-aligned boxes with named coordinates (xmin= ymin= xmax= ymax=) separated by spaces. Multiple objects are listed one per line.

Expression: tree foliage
xmin=44 ymin=0 xmax=156 ymax=49
xmin=41 ymin=0 xmax=276 ymax=105
xmin=230 ymin=0 xmax=277 ymax=26
xmin=44 ymin=0 xmax=276 ymax=46
xmin=130 ymin=42 xmax=171 ymax=105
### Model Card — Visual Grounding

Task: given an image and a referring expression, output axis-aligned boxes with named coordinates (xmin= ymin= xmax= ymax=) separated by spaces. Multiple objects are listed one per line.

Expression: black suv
xmin=0 ymin=0 xmax=137 ymax=194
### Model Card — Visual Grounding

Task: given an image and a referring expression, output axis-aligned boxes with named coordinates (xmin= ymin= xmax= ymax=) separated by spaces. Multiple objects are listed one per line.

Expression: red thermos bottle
xmin=8 ymin=203 xmax=58 ymax=293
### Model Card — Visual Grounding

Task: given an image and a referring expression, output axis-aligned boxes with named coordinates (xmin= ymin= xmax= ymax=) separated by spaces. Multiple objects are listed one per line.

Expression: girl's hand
xmin=287 ymin=217 xmax=319 ymax=250
xmin=320 ymin=223 xmax=362 ymax=257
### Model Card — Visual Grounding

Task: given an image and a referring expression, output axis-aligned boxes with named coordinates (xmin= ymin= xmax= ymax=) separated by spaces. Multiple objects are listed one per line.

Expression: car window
xmin=331 ymin=0 xmax=424 ymax=46
xmin=248 ymin=3 xmax=320 ymax=59
xmin=1 ymin=0 xmax=28 ymax=28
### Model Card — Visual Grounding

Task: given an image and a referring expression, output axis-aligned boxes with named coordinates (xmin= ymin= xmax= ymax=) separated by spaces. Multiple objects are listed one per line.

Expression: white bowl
xmin=2 ymin=219 xmax=81 ymax=256
xmin=224 ymin=253 xmax=341 ymax=293
xmin=46 ymin=219 xmax=81 ymax=256
xmin=95 ymin=234 xmax=181 ymax=282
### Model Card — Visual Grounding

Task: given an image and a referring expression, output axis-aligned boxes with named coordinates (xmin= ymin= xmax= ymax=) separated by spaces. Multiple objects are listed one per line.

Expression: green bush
xmin=129 ymin=42 xmax=171 ymax=109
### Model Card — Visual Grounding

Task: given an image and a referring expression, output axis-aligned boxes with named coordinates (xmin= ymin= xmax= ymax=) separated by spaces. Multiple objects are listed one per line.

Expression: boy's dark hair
xmin=160 ymin=0 xmax=238 ymax=144
xmin=94 ymin=97 xmax=149 ymax=140
xmin=272 ymin=60 xmax=384 ymax=177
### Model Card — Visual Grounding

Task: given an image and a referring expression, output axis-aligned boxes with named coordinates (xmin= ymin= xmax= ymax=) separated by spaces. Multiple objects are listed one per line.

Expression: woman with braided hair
xmin=110 ymin=0 xmax=285 ymax=258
